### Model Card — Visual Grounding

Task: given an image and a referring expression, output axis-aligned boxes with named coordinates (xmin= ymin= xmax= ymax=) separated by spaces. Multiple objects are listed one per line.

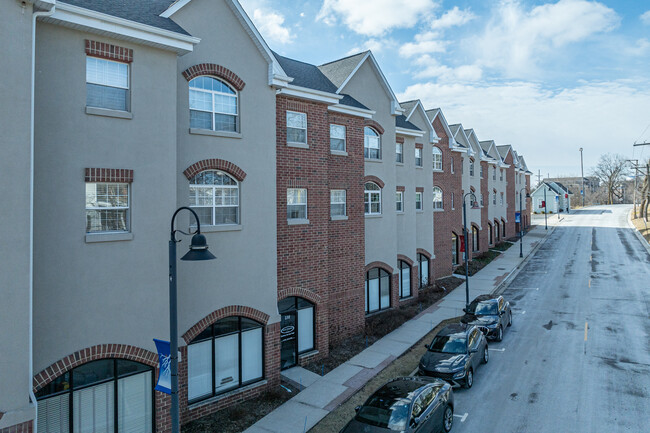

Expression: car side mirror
xmin=354 ymin=405 xmax=361 ymax=413
xmin=424 ymin=344 xmax=430 ymax=350
xmin=462 ymin=308 xmax=467 ymax=313
xmin=411 ymin=417 xmax=420 ymax=427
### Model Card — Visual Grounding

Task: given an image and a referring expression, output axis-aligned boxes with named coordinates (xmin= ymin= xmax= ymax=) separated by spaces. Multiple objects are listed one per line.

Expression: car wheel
xmin=482 ymin=345 xmax=489 ymax=364
xmin=496 ymin=325 xmax=503 ymax=342
xmin=508 ymin=311 xmax=513 ymax=327
xmin=443 ymin=405 xmax=453 ymax=432
xmin=464 ymin=368 xmax=473 ymax=389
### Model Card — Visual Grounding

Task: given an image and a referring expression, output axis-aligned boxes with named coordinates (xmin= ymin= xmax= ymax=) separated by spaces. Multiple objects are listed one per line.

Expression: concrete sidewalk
xmin=245 ymin=217 xmax=559 ymax=433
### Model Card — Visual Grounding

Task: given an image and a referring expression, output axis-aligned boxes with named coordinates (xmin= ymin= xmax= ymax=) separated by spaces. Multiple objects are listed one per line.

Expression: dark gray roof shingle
xmin=318 ymin=52 xmax=367 ymax=89
xmin=273 ymin=52 xmax=338 ymax=93
xmin=396 ymin=115 xmax=421 ymax=131
xmin=61 ymin=0 xmax=190 ymax=35
xmin=339 ymin=94 xmax=369 ymax=110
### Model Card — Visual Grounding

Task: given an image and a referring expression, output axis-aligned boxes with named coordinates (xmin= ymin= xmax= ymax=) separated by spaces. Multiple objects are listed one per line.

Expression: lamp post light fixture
xmin=169 ymin=207 xmax=216 ymax=433
xmin=462 ymin=192 xmax=479 ymax=312
xmin=519 ymin=187 xmax=530 ymax=258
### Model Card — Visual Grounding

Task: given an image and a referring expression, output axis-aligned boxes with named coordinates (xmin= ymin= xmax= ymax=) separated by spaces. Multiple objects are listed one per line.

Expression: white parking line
xmin=453 ymin=413 xmax=469 ymax=422
xmin=489 ymin=348 xmax=506 ymax=352
xmin=520 ymin=310 xmax=526 ymax=315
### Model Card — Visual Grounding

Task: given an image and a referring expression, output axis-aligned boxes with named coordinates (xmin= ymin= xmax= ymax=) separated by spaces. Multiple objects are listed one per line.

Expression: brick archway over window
xmin=397 ymin=254 xmax=414 ymax=266
xmin=416 ymin=248 xmax=431 ymax=259
xmin=183 ymin=306 xmax=270 ymax=344
xmin=364 ymin=119 xmax=385 ymax=135
xmin=363 ymin=175 xmax=385 ymax=188
xmin=183 ymin=159 xmax=247 ymax=182
xmin=33 ymin=344 xmax=157 ymax=392
xmin=182 ymin=63 xmax=246 ymax=91
xmin=365 ymin=261 xmax=394 ymax=274
xmin=278 ymin=287 xmax=323 ymax=305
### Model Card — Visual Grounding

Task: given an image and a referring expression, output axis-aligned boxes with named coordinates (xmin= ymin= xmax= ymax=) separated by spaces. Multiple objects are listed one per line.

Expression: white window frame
xmin=330 ymin=124 xmax=346 ymax=152
xmin=86 ymin=56 xmax=130 ymax=112
xmin=399 ymin=261 xmax=411 ymax=298
xmin=415 ymin=192 xmax=423 ymax=210
xmin=189 ymin=76 xmax=239 ymax=132
xmin=396 ymin=142 xmax=403 ymax=163
xmin=451 ymin=192 xmax=455 ymax=210
xmin=433 ymin=147 xmax=442 ymax=171
xmin=287 ymin=111 xmax=307 ymax=145
xmin=451 ymin=157 xmax=454 ymax=174
xmin=189 ymin=171 xmax=240 ymax=226
xmin=365 ymin=182 xmax=381 ymax=215
xmin=85 ymin=182 xmax=130 ymax=233
xmin=433 ymin=187 xmax=443 ymax=210
xmin=330 ymin=189 xmax=346 ymax=217
xmin=415 ymin=148 xmax=422 ymax=167
xmin=500 ymin=192 xmax=504 ymax=206
xmin=287 ymin=188 xmax=308 ymax=220
xmin=364 ymin=127 xmax=381 ymax=160
xmin=396 ymin=191 xmax=404 ymax=212
xmin=500 ymin=169 xmax=504 ymax=181
xmin=470 ymin=159 xmax=475 ymax=176
xmin=493 ymin=191 xmax=497 ymax=205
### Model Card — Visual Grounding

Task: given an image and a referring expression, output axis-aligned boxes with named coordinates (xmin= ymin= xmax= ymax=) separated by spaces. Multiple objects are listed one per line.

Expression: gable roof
xmin=400 ymin=100 xmax=419 ymax=119
xmin=426 ymin=108 xmax=458 ymax=148
xmin=396 ymin=115 xmax=421 ymax=131
xmin=400 ymin=100 xmax=439 ymax=143
xmin=449 ymin=124 xmax=470 ymax=150
xmin=318 ymin=51 xmax=401 ymax=114
xmin=274 ymin=52 xmax=338 ymax=93
xmin=62 ymin=0 xmax=190 ymax=35
xmin=496 ymin=145 xmax=512 ymax=160
xmin=464 ymin=129 xmax=487 ymax=159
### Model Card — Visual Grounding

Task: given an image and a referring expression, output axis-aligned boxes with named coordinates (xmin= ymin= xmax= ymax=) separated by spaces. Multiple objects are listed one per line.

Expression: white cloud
xmin=430 ymin=6 xmax=476 ymax=29
xmin=411 ymin=55 xmax=483 ymax=81
xmin=345 ymin=38 xmax=395 ymax=56
xmin=240 ymin=0 xmax=293 ymax=44
xmin=626 ymin=38 xmax=650 ymax=56
xmin=398 ymin=79 xmax=650 ymax=175
xmin=316 ymin=0 xmax=438 ymax=37
xmin=400 ymin=31 xmax=447 ymax=57
xmin=473 ymin=0 xmax=620 ymax=77
xmin=641 ymin=11 xmax=650 ymax=25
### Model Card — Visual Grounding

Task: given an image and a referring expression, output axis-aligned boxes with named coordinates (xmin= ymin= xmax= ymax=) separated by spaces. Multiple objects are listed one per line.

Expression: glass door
xmin=280 ymin=313 xmax=297 ymax=369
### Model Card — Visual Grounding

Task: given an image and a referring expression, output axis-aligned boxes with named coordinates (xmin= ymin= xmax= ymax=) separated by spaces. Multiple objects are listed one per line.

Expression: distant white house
xmin=531 ymin=182 xmax=570 ymax=213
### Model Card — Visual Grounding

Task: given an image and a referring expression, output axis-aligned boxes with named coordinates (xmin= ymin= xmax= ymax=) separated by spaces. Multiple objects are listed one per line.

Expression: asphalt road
xmin=450 ymin=205 xmax=650 ymax=433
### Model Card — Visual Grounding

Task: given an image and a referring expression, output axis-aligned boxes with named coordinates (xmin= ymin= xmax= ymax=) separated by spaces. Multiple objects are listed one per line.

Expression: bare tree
xmin=640 ymin=159 xmax=650 ymax=221
xmin=591 ymin=153 xmax=631 ymax=205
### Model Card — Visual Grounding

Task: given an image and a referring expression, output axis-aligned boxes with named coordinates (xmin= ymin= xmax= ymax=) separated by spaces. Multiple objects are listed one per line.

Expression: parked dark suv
xmin=340 ymin=376 xmax=454 ymax=432
xmin=418 ymin=323 xmax=488 ymax=388
xmin=461 ymin=294 xmax=512 ymax=341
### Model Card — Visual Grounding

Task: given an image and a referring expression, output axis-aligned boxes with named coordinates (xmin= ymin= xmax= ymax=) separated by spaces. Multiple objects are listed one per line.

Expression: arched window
xmin=365 ymin=182 xmax=381 ymax=215
xmin=452 ymin=232 xmax=459 ymax=265
xmin=432 ymin=147 xmax=442 ymax=170
xmin=399 ymin=260 xmax=411 ymax=298
xmin=36 ymin=359 xmax=153 ymax=433
xmin=502 ymin=219 xmax=506 ymax=237
xmin=364 ymin=127 xmax=381 ymax=159
xmin=189 ymin=76 xmax=238 ymax=132
xmin=488 ymin=223 xmax=493 ymax=245
xmin=189 ymin=170 xmax=239 ymax=225
xmin=365 ymin=268 xmax=391 ymax=313
xmin=472 ymin=226 xmax=479 ymax=252
xmin=433 ymin=187 xmax=443 ymax=210
xmin=278 ymin=297 xmax=315 ymax=369
xmin=418 ymin=254 xmax=429 ymax=288
xmin=494 ymin=220 xmax=500 ymax=240
xmin=469 ymin=158 xmax=475 ymax=176
xmin=187 ymin=316 xmax=263 ymax=402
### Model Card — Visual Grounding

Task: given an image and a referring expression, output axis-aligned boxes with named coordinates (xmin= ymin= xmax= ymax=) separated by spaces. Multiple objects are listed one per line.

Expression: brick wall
xmin=276 ymin=95 xmax=365 ymax=364
xmin=479 ymin=161 xmax=490 ymax=251
xmin=504 ymin=153 xmax=516 ymax=238
xmin=0 ymin=421 xmax=32 ymax=433
xmin=525 ymin=174 xmax=532 ymax=228
xmin=431 ymin=117 xmax=463 ymax=278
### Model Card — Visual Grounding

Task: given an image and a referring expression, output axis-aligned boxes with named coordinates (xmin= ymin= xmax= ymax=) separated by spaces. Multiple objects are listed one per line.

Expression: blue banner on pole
xmin=154 ymin=339 xmax=171 ymax=394
xmin=515 ymin=212 xmax=521 ymax=223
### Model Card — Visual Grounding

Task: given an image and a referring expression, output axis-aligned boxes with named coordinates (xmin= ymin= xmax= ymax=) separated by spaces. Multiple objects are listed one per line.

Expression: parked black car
xmin=418 ymin=323 xmax=488 ymax=388
xmin=461 ymin=294 xmax=512 ymax=341
xmin=340 ymin=376 xmax=454 ymax=432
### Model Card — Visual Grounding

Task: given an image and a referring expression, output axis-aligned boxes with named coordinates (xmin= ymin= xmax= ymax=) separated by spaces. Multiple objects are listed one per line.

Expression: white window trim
xmin=432 ymin=147 xmax=443 ymax=171
xmin=85 ymin=182 xmax=131 ymax=234
xmin=330 ymin=124 xmax=346 ymax=152
xmin=396 ymin=191 xmax=404 ymax=213
xmin=287 ymin=188 xmax=308 ymax=221
xmin=415 ymin=148 xmax=423 ymax=167
xmin=330 ymin=189 xmax=347 ymax=218
xmin=396 ymin=142 xmax=403 ymax=164
xmin=415 ymin=192 xmax=423 ymax=211
xmin=364 ymin=127 xmax=381 ymax=160
xmin=287 ymin=111 xmax=307 ymax=145
xmin=189 ymin=171 xmax=240 ymax=227
xmin=365 ymin=183 xmax=382 ymax=216
xmin=433 ymin=187 xmax=443 ymax=210
xmin=189 ymin=77 xmax=239 ymax=133
xmin=86 ymin=56 xmax=130 ymax=112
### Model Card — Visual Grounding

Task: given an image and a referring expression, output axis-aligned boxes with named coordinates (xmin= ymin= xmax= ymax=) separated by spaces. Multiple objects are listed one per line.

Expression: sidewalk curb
xmin=626 ymin=210 xmax=650 ymax=255
xmin=493 ymin=224 xmax=559 ymax=296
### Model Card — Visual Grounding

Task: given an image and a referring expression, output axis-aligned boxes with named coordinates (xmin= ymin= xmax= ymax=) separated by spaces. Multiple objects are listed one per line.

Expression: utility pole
xmin=537 ymin=169 xmax=542 ymax=185
xmin=627 ymin=159 xmax=639 ymax=218
xmin=579 ymin=148 xmax=585 ymax=207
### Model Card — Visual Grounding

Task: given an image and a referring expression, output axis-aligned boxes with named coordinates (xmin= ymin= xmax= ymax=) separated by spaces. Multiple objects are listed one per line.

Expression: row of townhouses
xmin=0 ymin=1 xmax=532 ymax=432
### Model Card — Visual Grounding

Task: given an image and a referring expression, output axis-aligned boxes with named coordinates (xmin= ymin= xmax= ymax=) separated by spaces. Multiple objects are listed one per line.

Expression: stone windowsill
xmin=364 ymin=214 xmax=382 ymax=218
xmin=189 ymin=128 xmax=242 ymax=139
xmin=200 ymin=224 xmax=243 ymax=233
xmin=85 ymin=232 xmax=134 ymax=243
xmin=288 ymin=218 xmax=310 ymax=225
xmin=330 ymin=215 xmax=348 ymax=221
xmin=287 ymin=142 xmax=309 ymax=149
xmin=187 ymin=380 xmax=268 ymax=411
xmin=86 ymin=106 xmax=133 ymax=119
xmin=330 ymin=150 xmax=348 ymax=156
xmin=365 ymin=158 xmax=383 ymax=163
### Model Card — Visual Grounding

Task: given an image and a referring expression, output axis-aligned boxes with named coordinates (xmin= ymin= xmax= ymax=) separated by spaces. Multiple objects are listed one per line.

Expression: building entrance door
xmin=280 ymin=313 xmax=297 ymax=369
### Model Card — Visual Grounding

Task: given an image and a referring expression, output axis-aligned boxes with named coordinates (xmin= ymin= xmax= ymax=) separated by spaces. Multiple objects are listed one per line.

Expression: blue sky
xmin=239 ymin=0 xmax=650 ymax=181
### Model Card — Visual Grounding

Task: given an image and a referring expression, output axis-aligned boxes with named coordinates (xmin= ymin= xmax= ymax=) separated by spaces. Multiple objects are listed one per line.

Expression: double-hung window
xmin=365 ymin=268 xmax=390 ymax=313
xmin=330 ymin=189 xmax=346 ymax=217
xmin=415 ymin=148 xmax=422 ymax=167
xmin=493 ymin=167 xmax=497 ymax=180
xmin=365 ymin=182 xmax=381 ymax=215
xmin=189 ymin=76 xmax=238 ymax=132
xmin=451 ymin=192 xmax=455 ymax=209
xmin=470 ymin=159 xmax=475 ymax=176
xmin=415 ymin=192 xmax=423 ymax=210
xmin=330 ymin=124 xmax=346 ymax=151
xmin=396 ymin=191 xmax=404 ymax=212
xmin=189 ymin=171 xmax=239 ymax=226
xmin=500 ymin=192 xmax=504 ymax=206
xmin=500 ymin=169 xmax=504 ymax=181
xmin=396 ymin=142 xmax=403 ymax=163
xmin=287 ymin=188 xmax=307 ymax=220
xmin=85 ymin=182 xmax=130 ymax=233
xmin=480 ymin=194 xmax=484 ymax=206
xmin=418 ymin=253 xmax=429 ymax=288
xmin=399 ymin=261 xmax=411 ymax=298
xmin=480 ymin=164 xmax=484 ymax=178
xmin=287 ymin=111 xmax=307 ymax=144
xmin=450 ymin=157 xmax=454 ymax=174
xmin=493 ymin=192 xmax=497 ymax=205
xmin=432 ymin=147 xmax=442 ymax=170
xmin=364 ymin=127 xmax=380 ymax=159
xmin=433 ymin=187 xmax=443 ymax=210
xmin=86 ymin=57 xmax=129 ymax=111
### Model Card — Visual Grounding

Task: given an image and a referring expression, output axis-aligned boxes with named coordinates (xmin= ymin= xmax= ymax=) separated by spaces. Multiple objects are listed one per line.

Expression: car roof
xmin=438 ymin=323 xmax=471 ymax=336
xmin=472 ymin=294 xmax=500 ymax=303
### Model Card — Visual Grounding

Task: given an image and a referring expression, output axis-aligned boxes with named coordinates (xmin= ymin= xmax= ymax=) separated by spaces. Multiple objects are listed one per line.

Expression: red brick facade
xmin=85 ymin=39 xmax=133 ymax=63
xmin=84 ymin=168 xmax=133 ymax=183
xmin=181 ymin=63 xmax=246 ymax=91
xmin=480 ymin=161 xmax=490 ymax=250
xmin=504 ymin=152 xmax=516 ymax=238
xmin=276 ymin=95 xmax=366 ymax=364
xmin=183 ymin=159 xmax=247 ymax=182
xmin=431 ymin=117 xmax=464 ymax=278
xmin=525 ymin=174 xmax=532 ymax=228
xmin=0 ymin=421 xmax=32 ymax=433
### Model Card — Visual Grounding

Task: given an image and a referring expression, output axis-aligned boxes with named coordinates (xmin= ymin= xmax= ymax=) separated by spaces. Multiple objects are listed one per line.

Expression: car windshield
xmin=355 ymin=396 xmax=410 ymax=431
xmin=429 ymin=335 xmax=467 ymax=354
xmin=470 ymin=301 xmax=498 ymax=316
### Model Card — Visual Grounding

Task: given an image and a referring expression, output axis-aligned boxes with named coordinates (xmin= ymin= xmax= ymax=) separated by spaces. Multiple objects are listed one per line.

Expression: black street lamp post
xmin=462 ymin=192 xmax=479 ymax=312
xmin=169 ymin=207 xmax=216 ymax=433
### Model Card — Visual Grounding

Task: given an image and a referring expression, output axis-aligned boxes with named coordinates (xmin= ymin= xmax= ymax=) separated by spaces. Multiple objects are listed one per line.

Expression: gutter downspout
xmin=31 ymin=3 xmax=56 ymax=430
